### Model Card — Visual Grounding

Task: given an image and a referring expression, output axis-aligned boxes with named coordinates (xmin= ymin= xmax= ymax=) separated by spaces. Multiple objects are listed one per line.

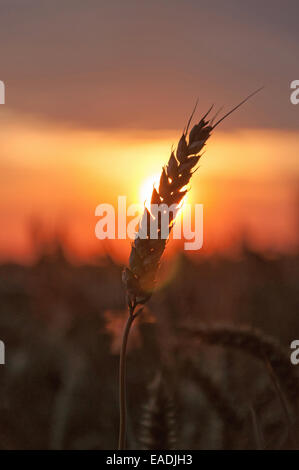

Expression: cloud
xmin=0 ymin=0 xmax=298 ymax=129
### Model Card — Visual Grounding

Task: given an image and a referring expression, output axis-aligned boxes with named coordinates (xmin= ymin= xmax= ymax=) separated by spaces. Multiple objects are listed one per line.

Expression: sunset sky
xmin=1 ymin=0 xmax=299 ymax=262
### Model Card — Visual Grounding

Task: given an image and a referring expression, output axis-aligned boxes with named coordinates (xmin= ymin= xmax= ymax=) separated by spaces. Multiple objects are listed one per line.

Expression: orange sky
xmin=1 ymin=109 xmax=299 ymax=263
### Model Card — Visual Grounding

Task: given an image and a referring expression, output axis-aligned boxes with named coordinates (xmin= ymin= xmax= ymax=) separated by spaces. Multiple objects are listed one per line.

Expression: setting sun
xmin=139 ymin=173 xmax=161 ymax=208
xmin=139 ymin=170 xmax=190 ymax=223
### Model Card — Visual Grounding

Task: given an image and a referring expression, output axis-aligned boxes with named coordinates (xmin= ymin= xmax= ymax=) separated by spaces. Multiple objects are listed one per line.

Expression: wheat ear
xmin=123 ymin=88 xmax=263 ymax=308
xmin=122 ymin=109 xmax=212 ymax=306
xmin=180 ymin=324 xmax=299 ymax=406
xmin=138 ymin=372 xmax=177 ymax=450
xmin=181 ymin=323 xmax=299 ymax=449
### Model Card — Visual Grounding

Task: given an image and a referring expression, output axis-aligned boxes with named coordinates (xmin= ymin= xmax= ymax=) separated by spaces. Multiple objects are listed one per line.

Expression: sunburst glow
xmin=139 ymin=173 xmax=161 ymax=209
xmin=139 ymin=171 xmax=190 ymax=220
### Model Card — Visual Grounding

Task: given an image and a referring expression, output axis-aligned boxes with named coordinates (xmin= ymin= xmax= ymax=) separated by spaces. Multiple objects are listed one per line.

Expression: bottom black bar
xmin=0 ymin=449 xmax=296 ymax=466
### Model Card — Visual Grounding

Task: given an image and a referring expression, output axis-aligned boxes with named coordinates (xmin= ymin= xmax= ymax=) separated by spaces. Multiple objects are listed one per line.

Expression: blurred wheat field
xmin=0 ymin=238 xmax=299 ymax=449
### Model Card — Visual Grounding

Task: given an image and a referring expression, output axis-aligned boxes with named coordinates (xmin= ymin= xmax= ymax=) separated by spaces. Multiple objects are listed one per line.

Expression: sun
xmin=139 ymin=172 xmax=189 ymax=216
xmin=139 ymin=173 xmax=161 ymax=209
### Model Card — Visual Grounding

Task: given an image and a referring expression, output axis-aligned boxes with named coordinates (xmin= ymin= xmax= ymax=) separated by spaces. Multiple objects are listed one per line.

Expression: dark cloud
xmin=0 ymin=0 xmax=298 ymax=129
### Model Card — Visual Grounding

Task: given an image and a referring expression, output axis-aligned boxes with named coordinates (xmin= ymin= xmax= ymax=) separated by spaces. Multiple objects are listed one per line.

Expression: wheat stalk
xmin=180 ymin=324 xmax=299 ymax=404
xmin=181 ymin=357 xmax=243 ymax=448
xmin=180 ymin=324 xmax=299 ymax=447
xmin=118 ymin=89 xmax=263 ymax=450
